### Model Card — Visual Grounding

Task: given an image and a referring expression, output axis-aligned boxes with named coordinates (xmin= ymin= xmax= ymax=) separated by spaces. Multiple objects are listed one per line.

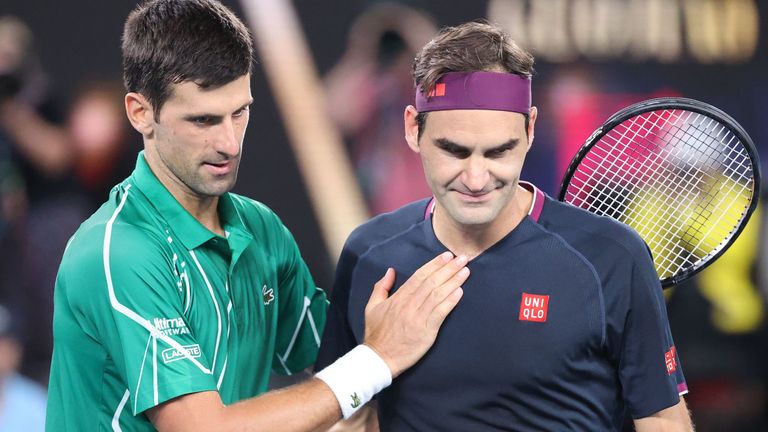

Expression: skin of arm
xmin=147 ymin=252 xmax=468 ymax=432
xmin=0 ymin=99 xmax=74 ymax=177
xmin=148 ymin=382 xmax=342 ymax=432
xmin=326 ymin=403 xmax=378 ymax=432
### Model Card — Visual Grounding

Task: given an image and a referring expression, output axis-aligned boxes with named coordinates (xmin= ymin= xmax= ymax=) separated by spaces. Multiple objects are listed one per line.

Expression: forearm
xmin=634 ymin=398 xmax=694 ymax=432
xmin=149 ymin=379 xmax=341 ymax=432
xmin=224 ymin=378 xmax=341 ymax=431
xmin=327 ymin=403 xmax=379 ymax=432
xmin=0 ymin=100 xmax=73 ymax=176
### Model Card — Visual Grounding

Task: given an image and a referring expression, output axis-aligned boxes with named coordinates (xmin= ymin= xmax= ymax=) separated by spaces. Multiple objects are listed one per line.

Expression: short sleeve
xmin=67 ymin=225 xmax=217 ymax=415
xmin=315 ymin=241 xmax=361 ymax=370
xmin=271 ymin=222 xmax=328 ymax=374
xmin=615 ymin=247 xmax=686 ymax=418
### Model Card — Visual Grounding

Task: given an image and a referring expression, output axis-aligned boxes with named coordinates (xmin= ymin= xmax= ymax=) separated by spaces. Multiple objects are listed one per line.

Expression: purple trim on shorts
xmin=677 ymin=381 xmax=689 ymax=395
xmin=415 ymin=71 xmax=531 ymax=114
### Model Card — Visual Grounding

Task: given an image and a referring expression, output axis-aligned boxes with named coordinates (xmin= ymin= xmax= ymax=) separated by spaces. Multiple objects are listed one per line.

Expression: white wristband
xmin=315 ymin=344 xmax=392 ymax=419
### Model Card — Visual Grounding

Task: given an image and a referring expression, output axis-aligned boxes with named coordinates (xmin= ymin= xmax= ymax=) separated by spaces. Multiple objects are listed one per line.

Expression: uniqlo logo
xmin=665 ymin=346 xmax=677 ymax=375
xmin=519 ymin=293 xmax=549 ymax=322
xmin=428 ymin=83 xmax=446 ymax=97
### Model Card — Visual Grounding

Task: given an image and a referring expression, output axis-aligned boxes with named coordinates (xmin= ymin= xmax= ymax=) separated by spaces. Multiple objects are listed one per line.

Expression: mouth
xmin=454 ymin=190 xmax=493 ymax=204
xmin=203 ymin=160 xmax=234 ymax=176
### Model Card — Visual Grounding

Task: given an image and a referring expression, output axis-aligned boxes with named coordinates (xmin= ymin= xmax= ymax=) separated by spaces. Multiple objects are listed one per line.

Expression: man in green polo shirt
xmin=45 ymin=1 xmax=468 ymax=431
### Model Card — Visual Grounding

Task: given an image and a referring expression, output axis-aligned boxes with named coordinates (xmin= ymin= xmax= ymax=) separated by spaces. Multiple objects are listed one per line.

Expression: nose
xmin=461 ymin=155 xmax=490 ymax=192
xmin=213 ymin=117 xmax=241 ymax=157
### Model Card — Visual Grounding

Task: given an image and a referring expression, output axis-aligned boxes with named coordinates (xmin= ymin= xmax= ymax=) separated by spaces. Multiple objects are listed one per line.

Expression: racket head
xmin=558 ymin=97 xmax=761 ymax=288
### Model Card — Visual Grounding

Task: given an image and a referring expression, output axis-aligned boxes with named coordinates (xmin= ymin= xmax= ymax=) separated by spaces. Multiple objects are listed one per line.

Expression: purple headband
xmin=415 ymin=71 xmax=531 ymax=114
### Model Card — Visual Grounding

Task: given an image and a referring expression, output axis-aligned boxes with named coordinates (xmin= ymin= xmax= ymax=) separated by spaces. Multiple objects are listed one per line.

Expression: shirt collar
xmin=130 ymin=151 xmax=250 ymax=250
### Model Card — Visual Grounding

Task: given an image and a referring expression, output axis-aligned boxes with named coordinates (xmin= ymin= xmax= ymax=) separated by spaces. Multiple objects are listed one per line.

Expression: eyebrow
xmin=182 ymin=100 xmax=253 ymax=122
xmin=434 ymin=137 xmax=520 ymax=156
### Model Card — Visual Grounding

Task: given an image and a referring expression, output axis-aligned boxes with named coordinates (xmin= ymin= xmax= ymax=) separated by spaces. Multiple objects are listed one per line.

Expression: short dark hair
xmin=122 ymin=0 xmax=253 ymax=119
xmin=412 ymin=21 xmax=535 ymax=139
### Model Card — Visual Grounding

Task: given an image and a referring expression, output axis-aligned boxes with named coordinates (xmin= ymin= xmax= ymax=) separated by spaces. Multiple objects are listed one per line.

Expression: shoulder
xmin=538 ymin=196 xmax=651 ymax=262
xmin=227 ymin=193 xmax=289 ymax=236
xmin=59 ymin=203 xmax=173 ymax=298
xmin=228 ymin=193 xmax=277 ymax=219
xmin=330 ymin=199 xmax=430 ymax=298
xmin=64 ymin=206 xmax=169 ymax=267
xmin=344 ymin=199 xmax=431 ymax=258
xmin=537 ymin=196 xmax=663 ymax=317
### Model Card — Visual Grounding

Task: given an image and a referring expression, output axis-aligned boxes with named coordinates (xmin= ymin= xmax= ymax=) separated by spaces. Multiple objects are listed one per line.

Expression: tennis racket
xmin=559 ymin=97 xmax=761 ymax=288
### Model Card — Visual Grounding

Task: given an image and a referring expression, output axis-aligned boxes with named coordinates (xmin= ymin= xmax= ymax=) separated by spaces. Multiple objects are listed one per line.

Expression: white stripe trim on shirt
xmin=277 ymin=354 xmax=291 ymax=375
xmin=112 ymin=389 xmax=130 ymax=431
xmin=189 ymin=251 xmax=223 ymax=372
xmin=224 ymin=281 xmax=232 ymax=341
xmin=217 ymin=358 xmax=229 ymax=389
xmin=103 ymin=184 xmax=212 ymax=384
xmin=134 ymin=334 xmax=152 ymax=413
xmin=278 ymin=296 xmax=313 ymax=370
xmin=217 ymin=282 xmax=233 ymax=390
xmin=64 ymin=234 xmax=76 ymax=254
xmin=307 ymin=308 xmax=321 ymax=347
xmin=153 ymin=335 xmax=158 ymax=406
xmin=182 ymin=270 xmax=191 ymax=315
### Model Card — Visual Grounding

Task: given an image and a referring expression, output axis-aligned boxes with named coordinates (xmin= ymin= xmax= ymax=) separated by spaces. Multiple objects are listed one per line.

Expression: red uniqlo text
xmin=665 ymin=346 xmax=677 ymax=375
xmin=519 ymin=293 xmax=549 ymax=322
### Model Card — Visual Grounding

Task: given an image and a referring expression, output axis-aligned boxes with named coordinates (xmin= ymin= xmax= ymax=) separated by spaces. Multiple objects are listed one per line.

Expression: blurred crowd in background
xmin=1 ymin=0 xmax=767 ymax=430
xmin=0 ymin=14 xmax=140 ymax=430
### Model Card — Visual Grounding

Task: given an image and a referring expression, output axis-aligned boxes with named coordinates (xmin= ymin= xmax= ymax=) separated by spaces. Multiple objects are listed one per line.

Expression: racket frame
xmin=558 ymin=97 xmax=762 ymax=287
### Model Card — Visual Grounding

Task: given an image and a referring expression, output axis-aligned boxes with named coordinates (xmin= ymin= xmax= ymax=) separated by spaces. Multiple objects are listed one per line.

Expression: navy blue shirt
xmin=317 ymin=184 xmax=686 ymax=431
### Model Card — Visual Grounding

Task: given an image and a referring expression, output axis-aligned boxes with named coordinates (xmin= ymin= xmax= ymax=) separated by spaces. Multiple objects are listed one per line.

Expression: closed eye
xmin=484 ymin=140 xmax=518 ymax=158
xmin=435 ymin=139 xmax=471 ymax=159
xmin=434 ymin=138 xmax=519 ymax=159
xmin=485 ymin=145 xmax=511 ymax=158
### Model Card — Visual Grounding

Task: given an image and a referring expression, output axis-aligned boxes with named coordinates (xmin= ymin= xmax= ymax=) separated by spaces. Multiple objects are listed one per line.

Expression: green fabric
xmin=46 ymin=152 xmax=327 ymax=431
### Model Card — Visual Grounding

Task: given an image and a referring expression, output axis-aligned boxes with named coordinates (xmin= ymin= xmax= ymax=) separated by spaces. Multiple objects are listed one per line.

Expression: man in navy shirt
xmin=317 ymin=21 xmax=693 ymax=431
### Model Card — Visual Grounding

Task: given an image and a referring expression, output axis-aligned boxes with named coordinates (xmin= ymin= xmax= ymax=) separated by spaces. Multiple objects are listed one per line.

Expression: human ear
xmin=125 ymin=92 xmax=155 ymax=137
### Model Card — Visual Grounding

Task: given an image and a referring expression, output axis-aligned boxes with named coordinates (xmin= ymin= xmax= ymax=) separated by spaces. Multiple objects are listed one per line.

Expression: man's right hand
xmin=362 ymin=251 xmax=468 ymax=378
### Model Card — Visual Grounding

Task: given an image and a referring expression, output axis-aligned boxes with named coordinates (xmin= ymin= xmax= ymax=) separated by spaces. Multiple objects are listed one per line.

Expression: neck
xmin=174 ymin=192 xmax=224 ymax=236
xmin=144 ymin=151 xmax=225 ymax=236
xmin=433 ymin=185 xmax=533 ymax=260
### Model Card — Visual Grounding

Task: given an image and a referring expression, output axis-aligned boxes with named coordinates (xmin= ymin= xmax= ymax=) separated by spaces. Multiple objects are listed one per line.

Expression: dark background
xmin=4 ymin=0 xmax=765 ymax=289
xmin=3 ymin=1 xmax=768 ymax=429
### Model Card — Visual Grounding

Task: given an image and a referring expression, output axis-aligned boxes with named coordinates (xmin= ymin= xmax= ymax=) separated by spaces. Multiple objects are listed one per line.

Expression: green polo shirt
xmin=46 ymin=152 xmax=327 ymax=431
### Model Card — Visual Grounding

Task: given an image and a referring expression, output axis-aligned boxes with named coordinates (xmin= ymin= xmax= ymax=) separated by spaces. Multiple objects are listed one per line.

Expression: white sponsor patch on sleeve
xmin=162 ymin=344 xmax=202 ymax=364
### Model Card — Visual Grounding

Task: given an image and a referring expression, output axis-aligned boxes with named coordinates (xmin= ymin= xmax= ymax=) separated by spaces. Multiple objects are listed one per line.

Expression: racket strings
xmin=570 ymin=113 xmax=708 ymax=257
xmin=577 ymin=113 xmax=710 ymax=274
xmin=565 ymin=108 xmax=755 ymax=280
xmin=624 ymin=113 xmax=747 ymax=255
xmin=615 ymin=115 xmax=750 ymax=277
xmin=617 ymin=115 xmax=749 ymax=275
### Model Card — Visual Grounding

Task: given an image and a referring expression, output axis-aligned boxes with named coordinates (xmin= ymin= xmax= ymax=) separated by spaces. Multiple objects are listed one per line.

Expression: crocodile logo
xmin=350 ymin=392 xmax=361 ymax=409
xmin=262 ymin=285 xmax=275 ymax=306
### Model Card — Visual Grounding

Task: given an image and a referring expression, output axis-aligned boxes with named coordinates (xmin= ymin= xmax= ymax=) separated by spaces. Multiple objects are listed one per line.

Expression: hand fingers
xmin=395 ymin=251 xmax=454 ymax=296
xmin=427 ymin=285 xmax=464 ymax=331
xmin=366 ymin=268 xmax=395 ymax=309
xmin=418 ymin=265 xmax=469 ymax=313
xmin=409 ymin=254 xmax=468 ymax=305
